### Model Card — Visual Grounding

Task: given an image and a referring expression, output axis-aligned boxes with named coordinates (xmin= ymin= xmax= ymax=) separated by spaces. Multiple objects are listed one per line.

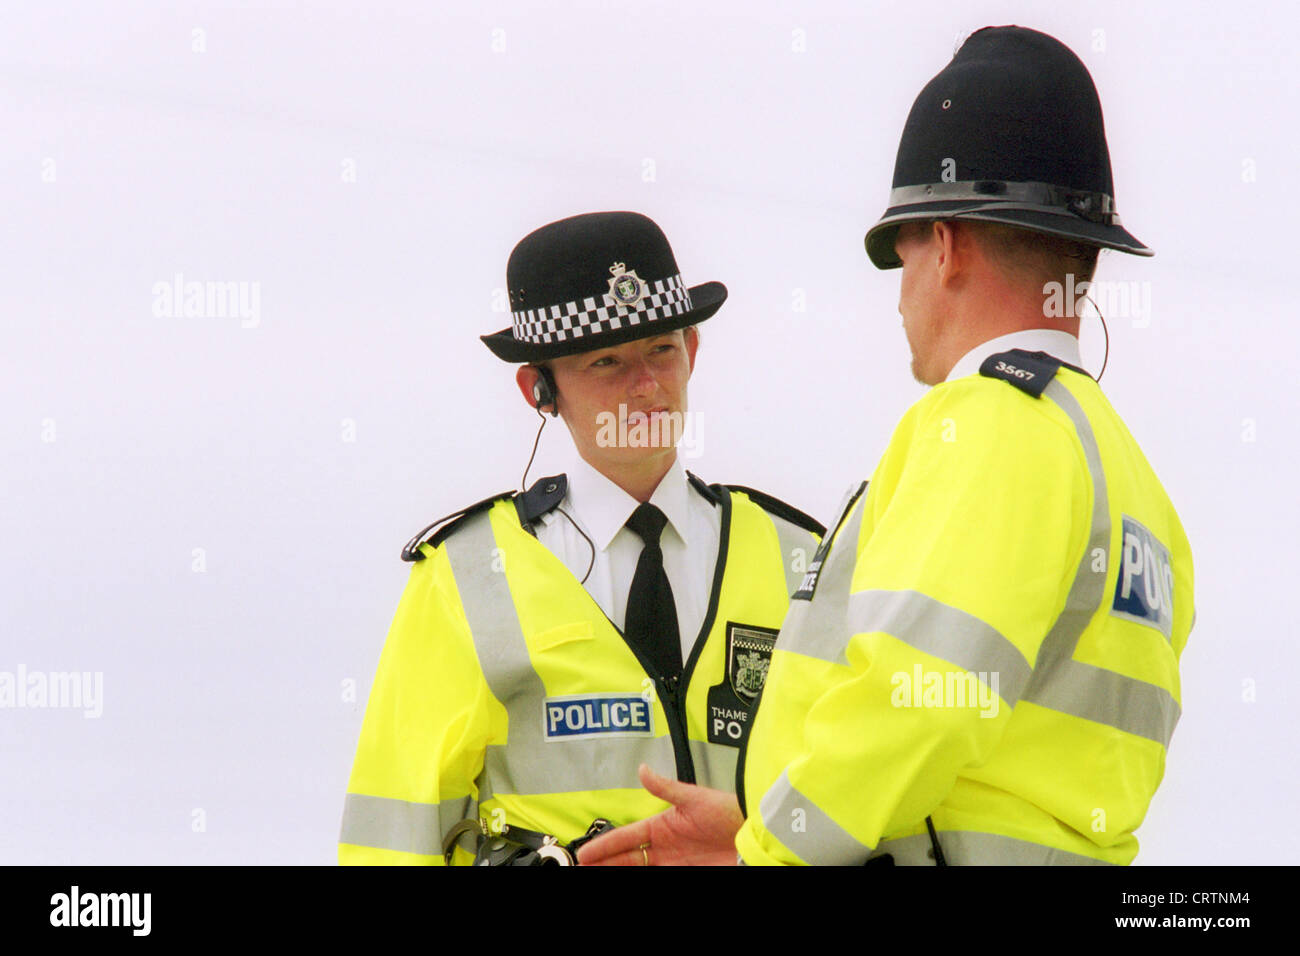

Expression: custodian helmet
xmin=864 ymin=25 xmax=1152 ymax=269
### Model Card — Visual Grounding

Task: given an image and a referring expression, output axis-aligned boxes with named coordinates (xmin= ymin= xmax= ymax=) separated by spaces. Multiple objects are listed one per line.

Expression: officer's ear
xmin=516 ymin=364 xmax=542 ymax=410
xmin=934 ymin=220 xmax=973 ymax=288
xmin=516 ymin=364 xmax=558 ymax=415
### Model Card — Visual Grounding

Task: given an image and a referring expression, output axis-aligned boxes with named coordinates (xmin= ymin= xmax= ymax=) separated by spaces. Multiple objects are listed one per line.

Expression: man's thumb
xmin=639 ymin=763 xmax=695 ymax=806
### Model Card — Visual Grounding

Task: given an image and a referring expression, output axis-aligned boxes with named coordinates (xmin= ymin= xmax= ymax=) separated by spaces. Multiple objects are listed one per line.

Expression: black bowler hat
xmin=481 ymin=211 xmax=727 ymax=362
xmin=864 ymin=25 xmax=1152 ymax=269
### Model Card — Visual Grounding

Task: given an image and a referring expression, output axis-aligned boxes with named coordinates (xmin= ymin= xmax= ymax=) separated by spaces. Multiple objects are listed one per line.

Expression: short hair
xmin=960 ymin=221 xmax=1100 ymax=288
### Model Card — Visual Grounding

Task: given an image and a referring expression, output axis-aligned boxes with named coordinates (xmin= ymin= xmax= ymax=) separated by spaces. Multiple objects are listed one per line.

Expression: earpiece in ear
xmin=531 ymin=366 xmax=559 ymax=417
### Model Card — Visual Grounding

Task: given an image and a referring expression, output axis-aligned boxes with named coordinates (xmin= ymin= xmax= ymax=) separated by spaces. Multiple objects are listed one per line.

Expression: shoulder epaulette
xmin=514 ymin=474 xmax=568 ymax=527
xmin=688 ymin=472 xmax=825 ymax=537
xmin=400 ymin=490 xmax=513 ymax=562
xmin=978 ymin=348 xmax=1092 ymax=398
xmin=399 ymin=474 xmax=569 ymax=562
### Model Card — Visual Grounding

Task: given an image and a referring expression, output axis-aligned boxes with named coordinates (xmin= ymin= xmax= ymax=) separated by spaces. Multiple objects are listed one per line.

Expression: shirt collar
xmin=945 ymin=330 xmax=1083 ymax=383
xmin=563 ymin=454 xmax=692 ymax=552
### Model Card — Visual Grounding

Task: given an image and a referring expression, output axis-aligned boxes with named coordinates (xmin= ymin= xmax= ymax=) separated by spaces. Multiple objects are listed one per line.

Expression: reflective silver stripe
xmin=783 ymin=572 xmax=1033 ymax=708
xmin=770 ymin=515 xmax=816 ymax=598
xmin=1030 ymin=380 xmax=1111 ymax=674
xmin=758 ymin=770 xmax=873 ymax=865
xmin=339 ymin=793 xmax=473 ymax=857
xmin=870 ymin=830 xmax=1113 ymax=866
xmin=1023 ymin=379 xmax=1181 ymax=746
xmin=443 ymin=513 xmax=542 ymax=711
xmin=776 ymin=498 xmax=865 ymax=663
xmin=445 ymin=512 xmax=676 ymax=797
xmin=1029 ymin=657 xmax=1179 ymax=745
xmin=689 ymin=738 xmax=739 ymax=793
xmin=847 ymin=589 xmax=1032 ymax=704
xmin=480 ymin=731 xmax=677 ymax=797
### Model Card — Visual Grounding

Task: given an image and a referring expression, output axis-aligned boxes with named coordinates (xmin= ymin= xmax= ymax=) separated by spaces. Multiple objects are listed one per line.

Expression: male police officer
xmin=338 ymin=211 xmax=821 ymax=864
xmin=579 ymin=27 xmax=1194 ymax=866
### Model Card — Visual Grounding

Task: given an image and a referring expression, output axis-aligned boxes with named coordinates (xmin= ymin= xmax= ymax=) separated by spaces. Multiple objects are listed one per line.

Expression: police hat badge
xmin=607 ymin=262 xmax=647 ymax=308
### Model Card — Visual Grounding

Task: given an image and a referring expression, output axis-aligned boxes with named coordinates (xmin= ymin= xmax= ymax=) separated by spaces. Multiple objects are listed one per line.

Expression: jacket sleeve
xmin=737 ymin=383 xmax=1091 ymax=865
xmin=339 ymin=542 xmax=501 ymax=865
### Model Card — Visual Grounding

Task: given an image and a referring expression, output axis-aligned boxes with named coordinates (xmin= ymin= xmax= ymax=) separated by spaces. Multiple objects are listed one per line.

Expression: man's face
xmin=547 ymin=327 xmax=699 ymax=471
xmin=894 ymin=221 xmax=944 ymax=386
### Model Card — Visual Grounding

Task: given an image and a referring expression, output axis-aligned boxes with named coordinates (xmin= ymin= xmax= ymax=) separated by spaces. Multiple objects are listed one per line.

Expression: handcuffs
xmin=442 ymin=817 xmax=616 ymax=866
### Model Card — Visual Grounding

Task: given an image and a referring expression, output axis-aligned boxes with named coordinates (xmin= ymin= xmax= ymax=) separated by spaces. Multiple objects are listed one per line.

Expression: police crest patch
xmin=729 ymin=628 xmax=775 ymax=702
xmin=706 ymin=623 xmax=779 ymax=747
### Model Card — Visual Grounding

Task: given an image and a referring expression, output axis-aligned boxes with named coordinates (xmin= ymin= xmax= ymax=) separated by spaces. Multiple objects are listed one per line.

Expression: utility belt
xmin=442 ymin=818 xmax=616 ymax=866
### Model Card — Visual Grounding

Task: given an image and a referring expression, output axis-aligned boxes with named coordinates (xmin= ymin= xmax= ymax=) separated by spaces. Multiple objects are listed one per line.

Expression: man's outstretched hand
xmin=576 ymin=763 xmax=744 ymax=866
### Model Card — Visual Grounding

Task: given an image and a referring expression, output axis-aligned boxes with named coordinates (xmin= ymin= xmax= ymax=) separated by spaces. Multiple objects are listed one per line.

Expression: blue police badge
xmin=542 ymin=693 xmax=655 ymax=741
xmin=607 ymin=262 xmax=647 ymax=307
xmin=1111 ymin=515 xmax=1175 ymax=640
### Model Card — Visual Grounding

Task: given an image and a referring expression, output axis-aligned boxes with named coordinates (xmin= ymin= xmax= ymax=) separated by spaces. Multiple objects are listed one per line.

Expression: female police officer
xmin=338 ymin=211 xmax=821 ymax=864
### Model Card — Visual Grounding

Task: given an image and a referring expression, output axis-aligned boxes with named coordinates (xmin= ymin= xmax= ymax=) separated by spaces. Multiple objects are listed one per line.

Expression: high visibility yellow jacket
xmin=340 ymin=473 xmax=821 ymax=865
xmin=737 ymin=351 xmax=1194 ymax=865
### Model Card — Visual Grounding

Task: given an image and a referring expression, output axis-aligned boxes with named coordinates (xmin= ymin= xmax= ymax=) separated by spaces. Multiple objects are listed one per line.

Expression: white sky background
xmin=2 ymin=0 xmax=1295 ymax=864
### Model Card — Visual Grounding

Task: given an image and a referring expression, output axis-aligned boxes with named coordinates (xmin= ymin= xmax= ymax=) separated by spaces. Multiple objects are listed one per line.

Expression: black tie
xmin=624 ymin=503 xmax=683 ymax=681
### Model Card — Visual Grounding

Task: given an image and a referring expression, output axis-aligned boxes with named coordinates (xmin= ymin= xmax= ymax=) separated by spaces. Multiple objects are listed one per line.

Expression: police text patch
xmin=542 ymin=694 xmax=655 ymax=741
xmin=1111 ymin=515 xmax=1174 ymax=640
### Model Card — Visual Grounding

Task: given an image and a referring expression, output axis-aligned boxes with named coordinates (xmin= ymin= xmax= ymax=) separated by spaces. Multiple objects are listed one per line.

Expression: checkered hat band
xmin=511 ymin=274 xmax=693 ymax=345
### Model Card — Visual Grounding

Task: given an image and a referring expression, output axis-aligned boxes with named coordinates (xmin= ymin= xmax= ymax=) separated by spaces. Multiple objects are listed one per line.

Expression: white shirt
xmin=945 ymin=329 xmax=1083 ymax=383
xmin=532 ymin=454 xmax=722 ymax=662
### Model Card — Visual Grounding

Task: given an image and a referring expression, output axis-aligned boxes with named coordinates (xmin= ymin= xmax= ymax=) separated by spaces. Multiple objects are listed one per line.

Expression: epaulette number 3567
xmin=995 ymin=360 xmax=1035 ymax=380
